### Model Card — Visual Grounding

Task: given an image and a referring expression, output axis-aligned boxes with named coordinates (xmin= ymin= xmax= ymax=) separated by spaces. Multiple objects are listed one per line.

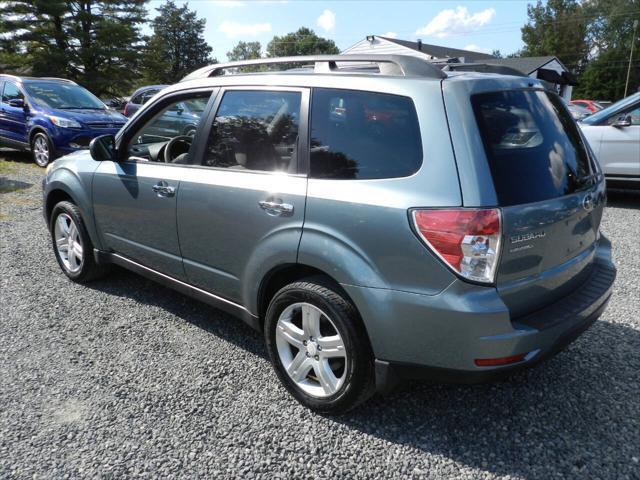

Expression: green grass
xmin=0 ymin=151 xmax=41 ymax=173
xmin=0 ymin=159 xmax=17 ymax=174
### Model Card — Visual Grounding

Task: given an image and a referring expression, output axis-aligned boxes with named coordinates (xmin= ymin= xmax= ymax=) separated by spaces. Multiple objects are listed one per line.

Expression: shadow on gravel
xmin=85 ymin=267 xmax=268 ymax=360
xmin=606 ymin=188 xmax=640 ymax=209
xmin=0 ymin=148 xmax=32 ymax=165
xmin=336 ymin=320 xmax=640 ymax=478
xmin=0 ymin=178 xmax=33 ymax=193
xmin=85 ymin=267 xmax=638 ymax=479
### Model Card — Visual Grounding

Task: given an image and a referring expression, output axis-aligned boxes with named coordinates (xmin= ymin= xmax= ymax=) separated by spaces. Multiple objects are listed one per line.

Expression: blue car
xmin=0 ymin=75 xmax=127 ymax=166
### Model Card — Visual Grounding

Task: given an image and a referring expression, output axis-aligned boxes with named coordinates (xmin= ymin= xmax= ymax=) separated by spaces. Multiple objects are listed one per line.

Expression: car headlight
xmin=48 ymin=115 xmax=82 ymax=129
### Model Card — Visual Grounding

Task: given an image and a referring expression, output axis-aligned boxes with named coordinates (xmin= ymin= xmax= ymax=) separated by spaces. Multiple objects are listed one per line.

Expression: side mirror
xmin=613 ymin=114 xmax=632 ymax=128
xmin=8 ymin=98 xmax=25 ymax=109
xmin=89 ymin=134 xmax=117 ymax=161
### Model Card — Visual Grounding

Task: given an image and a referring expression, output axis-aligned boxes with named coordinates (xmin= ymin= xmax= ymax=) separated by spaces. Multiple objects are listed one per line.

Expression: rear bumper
xmin=342 ymin=236 xmax=616 ymax=392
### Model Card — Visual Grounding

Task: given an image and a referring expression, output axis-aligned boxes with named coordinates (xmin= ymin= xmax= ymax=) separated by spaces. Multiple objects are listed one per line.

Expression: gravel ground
xmin=1 ymin=149 xmax=639 ymax=479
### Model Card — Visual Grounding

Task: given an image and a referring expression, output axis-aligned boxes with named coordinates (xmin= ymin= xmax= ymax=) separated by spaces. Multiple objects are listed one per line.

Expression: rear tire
xmin=264 ymin=278 xmax=375 ymax=414
xmin=50 ymin=201 xmax=110 ymax=282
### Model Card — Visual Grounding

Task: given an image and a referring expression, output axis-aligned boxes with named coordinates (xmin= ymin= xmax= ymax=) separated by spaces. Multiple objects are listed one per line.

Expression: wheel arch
xmin=28 ymin=125 xmax=51 ymax=145
xmin=44 ymin=175 xmax=103 ymax=250
xmin=256 ymin=263 xmax=372 ymax=344
xmin=45 ymin=188 xmax=75 ymax=224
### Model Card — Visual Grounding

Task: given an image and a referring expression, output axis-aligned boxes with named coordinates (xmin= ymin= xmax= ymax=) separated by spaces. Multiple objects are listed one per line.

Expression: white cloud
xmin=317 ymin=9 xmax=336 ymax=32
xmin=381 ymin=31 xmax=397 ymax=38
xmin=416 ymin=6 xmax=496 ymax=38
xmin=463 ymin=44 xmax=491 ymax=53
xmin=218 ymin=20 xmax=272 ymax=38
xmin=212 ymin=0 xmax=245 ymax=7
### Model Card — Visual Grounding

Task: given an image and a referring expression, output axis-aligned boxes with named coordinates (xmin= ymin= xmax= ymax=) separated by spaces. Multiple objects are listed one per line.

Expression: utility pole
xmin=624 ymin=19 xmax=638 ymax=98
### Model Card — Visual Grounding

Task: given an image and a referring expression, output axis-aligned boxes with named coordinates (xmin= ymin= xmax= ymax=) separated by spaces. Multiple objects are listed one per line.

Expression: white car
xmin=579 ymin=92 xmax=640 ymax=188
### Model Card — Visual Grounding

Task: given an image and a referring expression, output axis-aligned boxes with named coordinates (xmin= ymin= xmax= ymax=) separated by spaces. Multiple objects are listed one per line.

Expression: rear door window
xmin=202 ymin=90 xmax=301 ymax=173
xmin=309 ymin=88 xmax=422 ymax=179
xmin=472 ymin=89 xmax=593 ymax=206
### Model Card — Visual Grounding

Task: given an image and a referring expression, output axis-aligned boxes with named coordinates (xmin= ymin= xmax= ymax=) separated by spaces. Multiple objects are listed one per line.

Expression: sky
xmin=145 ymin=0 xmax=533 ymax=61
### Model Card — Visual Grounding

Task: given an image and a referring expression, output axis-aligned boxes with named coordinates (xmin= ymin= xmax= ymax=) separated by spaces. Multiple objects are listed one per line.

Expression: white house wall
xmin=342 ymin=38 xmax=440 ymax=60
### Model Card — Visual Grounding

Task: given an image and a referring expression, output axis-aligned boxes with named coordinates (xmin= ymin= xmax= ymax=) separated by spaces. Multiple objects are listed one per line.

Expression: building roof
xmin=379 ymin=37 xmax=495 ymax=62
xmin=481 ymin=56 xmax=562 ymax=75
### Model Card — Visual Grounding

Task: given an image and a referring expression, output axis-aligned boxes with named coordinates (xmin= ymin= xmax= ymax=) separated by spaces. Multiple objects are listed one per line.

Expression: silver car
xmin=42 ymin=55 xmax=616 ymax=413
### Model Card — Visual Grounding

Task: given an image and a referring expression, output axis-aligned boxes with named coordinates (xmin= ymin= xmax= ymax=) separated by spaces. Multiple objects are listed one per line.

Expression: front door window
xmin=126 ymin=92 xmax=212 ymax=163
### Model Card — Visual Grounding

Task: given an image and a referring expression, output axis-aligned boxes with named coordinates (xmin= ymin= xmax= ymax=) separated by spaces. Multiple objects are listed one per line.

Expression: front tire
xmin=31 ymin=132 xmax=54 ymax=167
xmin=50 ymin=201 xmax=109 ymax=282
xmin=265 ymin=279 xmax=375 ymax=414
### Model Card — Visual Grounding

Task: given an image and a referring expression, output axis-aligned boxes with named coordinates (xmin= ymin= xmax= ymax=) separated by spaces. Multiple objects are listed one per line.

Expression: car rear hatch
xmin=471 ymin=89 xmax=604 ymax=318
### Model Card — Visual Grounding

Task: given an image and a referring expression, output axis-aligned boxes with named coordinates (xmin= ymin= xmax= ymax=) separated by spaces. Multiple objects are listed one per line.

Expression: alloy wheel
xmin=33 ymin=135 xmax=50 ymax=167
xmin=275 ymin=302 xmax=348 ymax=398
xmin=53 ymin=213 xmax=84 ymax=273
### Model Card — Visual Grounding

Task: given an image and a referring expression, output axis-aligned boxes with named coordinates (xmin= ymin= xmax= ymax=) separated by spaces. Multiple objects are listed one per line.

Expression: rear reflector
xmin=411 ymin=208 xmax=501 ymax=284
xmin=474 ymin=353 xmax=526 ymax=367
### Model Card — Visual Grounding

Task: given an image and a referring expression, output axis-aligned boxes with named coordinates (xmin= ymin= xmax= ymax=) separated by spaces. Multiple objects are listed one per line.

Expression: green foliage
xmin=0 ymin=0 xmax=147 ymax=96
xmin=266 ymin=27 xmax=339 ymax=58
xmin=226 ymin=41 xmax=262 ymax=72
xmin=574 ymin=0 xmax=640 ymax=99
xmin=521 ymin=0 xmax=589 ymax=74
xmin=576 ymin=49 xmax=639 ymax=100
xmin=227 ymin=41 xmax=262 ymax=61
xmin=520 ymin=0 xmax=640 ymax=100
xmin=141 ymin=1 xmax=215 ymax=84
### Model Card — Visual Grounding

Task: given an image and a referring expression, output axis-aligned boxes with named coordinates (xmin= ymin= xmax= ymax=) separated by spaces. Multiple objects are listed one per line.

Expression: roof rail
xmin=0 ymin=73 xmax=21 ymax=81
xmin=440 ymin=63 xmax=527 ymax=78
xmin=39 ymin=77 xmax=77 ymax=84
xmin=181 ymin=55 xmax=446 ymax=82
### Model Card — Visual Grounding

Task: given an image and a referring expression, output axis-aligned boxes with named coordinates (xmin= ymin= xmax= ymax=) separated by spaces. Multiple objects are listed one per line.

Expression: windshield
xmin=581 ymin=92 xmax=640 ymax=124
xmin=24 ymin=82 xmax=105 ymax=110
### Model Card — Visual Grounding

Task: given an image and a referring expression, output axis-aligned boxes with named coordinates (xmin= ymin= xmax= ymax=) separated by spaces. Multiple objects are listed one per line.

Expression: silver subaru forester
xmin=43 ymin=55 xmax=616 ymax=413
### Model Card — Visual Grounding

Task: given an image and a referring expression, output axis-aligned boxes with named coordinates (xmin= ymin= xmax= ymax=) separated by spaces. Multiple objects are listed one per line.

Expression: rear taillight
xmin=411 ymin=208 xmax=501 ymax=284
xmin=123 ymin=104 xmax=129 ymax=116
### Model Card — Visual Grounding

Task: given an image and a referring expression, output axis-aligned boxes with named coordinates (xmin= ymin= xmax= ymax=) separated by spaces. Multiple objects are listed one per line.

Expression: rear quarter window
xmin=309 ymin=88 xmax=422 ymax=179
xmin=472 ymin=89 xmax=593 ymax=206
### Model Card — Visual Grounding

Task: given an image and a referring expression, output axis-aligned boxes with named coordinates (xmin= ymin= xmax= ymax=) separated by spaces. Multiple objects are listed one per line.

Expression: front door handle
xmin=152 ymin=181 xmax=176 ymax=197
xmin=258 ymin=199 xmax=294 ymax=216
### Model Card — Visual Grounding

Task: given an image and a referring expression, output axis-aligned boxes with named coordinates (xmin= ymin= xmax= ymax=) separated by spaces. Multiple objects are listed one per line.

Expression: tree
xmin=518 ymin=0 xmax=640 ymax=100
xmin=520 ymin=0 xmax=590 ymax=75
xmin=573 ymin=0 xmax=639 ymax=99
xmin=227 ymin=41 xmax=262 ymax=62
xmin=266 ymin=27 xmax=339 ymax=59
xmin=0 ymin=0 xmax=147 ymax=96
xmin=142 ymin=1 xmax=215 ymax=84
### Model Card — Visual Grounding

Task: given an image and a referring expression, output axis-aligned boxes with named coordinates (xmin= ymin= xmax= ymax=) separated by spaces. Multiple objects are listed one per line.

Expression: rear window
xmin=472 ymin=90 xmax=593 ymax=206
xmin=310 ymin=88 xmax=422 ymax=179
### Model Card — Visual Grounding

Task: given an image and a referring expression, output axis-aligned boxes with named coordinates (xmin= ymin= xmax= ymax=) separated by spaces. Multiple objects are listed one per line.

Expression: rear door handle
xmin=258 ymin=199 xmax=294 ymax=216
xmin=152 ymin=181 xmax=176 ymax=197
